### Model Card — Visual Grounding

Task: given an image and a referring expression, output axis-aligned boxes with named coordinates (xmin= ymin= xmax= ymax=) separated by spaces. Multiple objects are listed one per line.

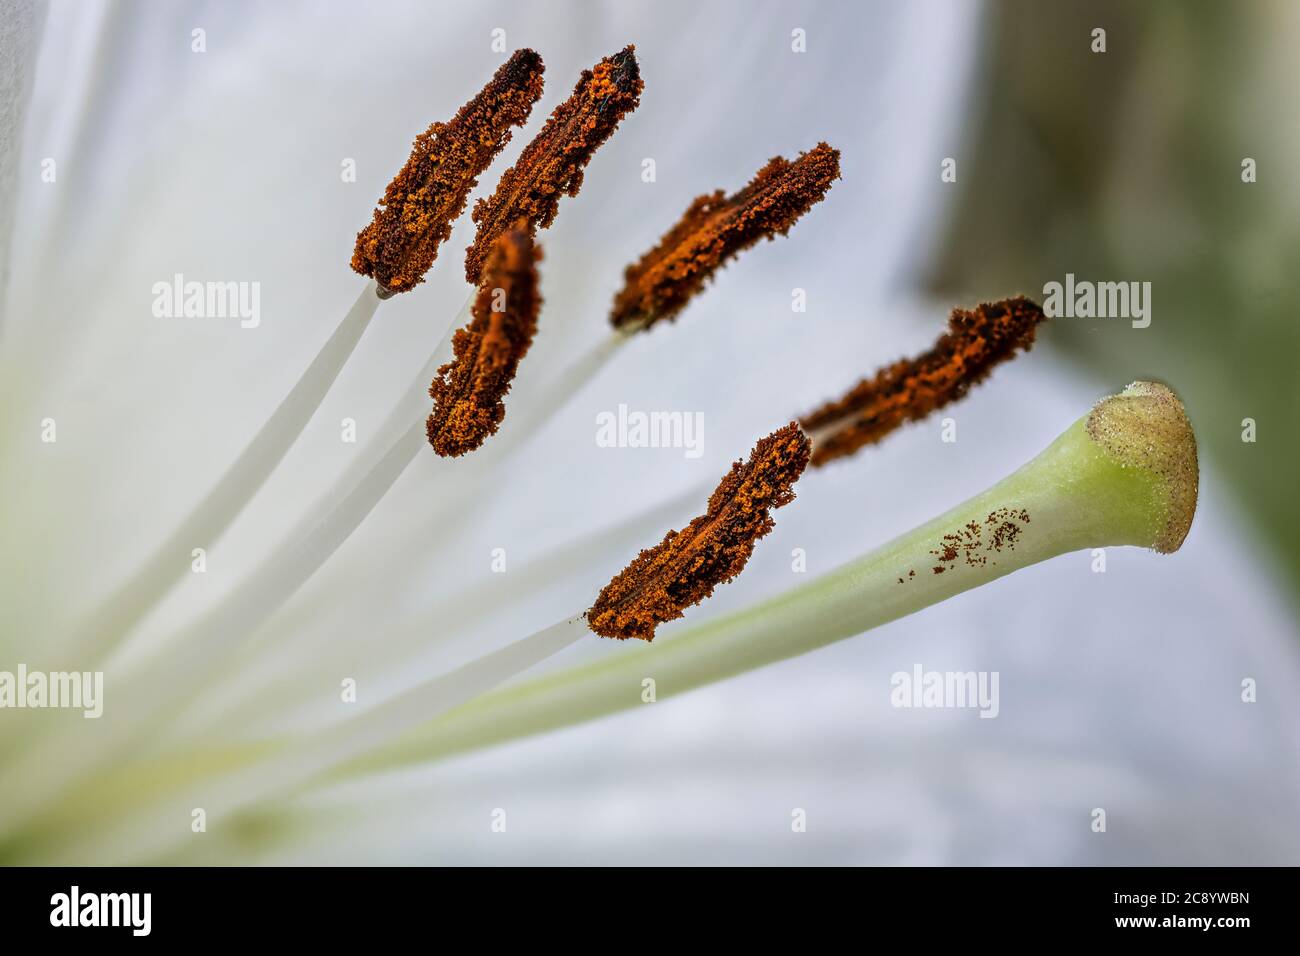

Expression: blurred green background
xmin=924 ymin=0 xmax=1300 ymax=591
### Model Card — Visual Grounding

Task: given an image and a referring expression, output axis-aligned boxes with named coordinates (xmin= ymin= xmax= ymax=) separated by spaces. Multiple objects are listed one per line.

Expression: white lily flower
xmin=2 ymin=0 xmax=1298 ymax=866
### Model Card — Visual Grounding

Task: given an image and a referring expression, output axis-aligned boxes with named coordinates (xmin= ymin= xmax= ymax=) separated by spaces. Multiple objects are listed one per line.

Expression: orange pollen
xmin=586 ymin=423 xmax=811 ymax=641
xmin=799 ymin=296 xmax=1046 ymax=466
xmin=464 ymin=45 xmax=643 ymax=285
xmin=427 ymin=222 xmax=542 ymax=457
xmin=609 ymin=142 xmax=841 ymax=331
xmin=351 ymin=49 xmax=545 ymax=295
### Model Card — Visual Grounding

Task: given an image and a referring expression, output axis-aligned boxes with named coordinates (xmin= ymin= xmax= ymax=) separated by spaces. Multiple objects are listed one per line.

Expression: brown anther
xmin=587 ymin=423 xmax=811 ymax=640
xmin=801 ymin=296 xmax=1046 ymax=466
xmin=465 ymin=45 xmax=643 ymax=285
xmin=609 ymin=143 xmax=841 ymax=331
xmin=427 ymin=222 xmax=542 ymax=456
xmin=352 ymin=49 xmax=545 ymax=294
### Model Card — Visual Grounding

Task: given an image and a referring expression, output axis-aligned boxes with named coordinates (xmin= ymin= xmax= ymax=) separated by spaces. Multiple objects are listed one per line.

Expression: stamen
xmin=587 ymin=422 xmax=811 ymax=640
xmin=801 ymin=296 xmax=1046 ymax=466
xmin=465 ymin=45 xmax=644 ymax=284
xmin=609 ymin=143 xmax=841 ymax=331
xmin=352 ymin=49 xmax=546 ymax=294
xmin=427 ymin=222 xmax=542 ymax=456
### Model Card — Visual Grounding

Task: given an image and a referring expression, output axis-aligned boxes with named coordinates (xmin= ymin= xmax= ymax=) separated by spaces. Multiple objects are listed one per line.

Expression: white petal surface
xmin=2 ymin=0 xmax=1296 ymax=865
